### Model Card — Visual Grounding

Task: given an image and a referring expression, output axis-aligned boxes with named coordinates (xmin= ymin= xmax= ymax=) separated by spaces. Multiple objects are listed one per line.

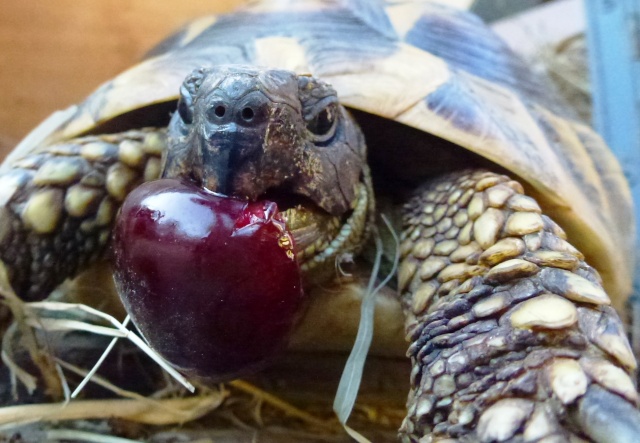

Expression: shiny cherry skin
xmin=112 ymin=179 xmax=303 ymax=383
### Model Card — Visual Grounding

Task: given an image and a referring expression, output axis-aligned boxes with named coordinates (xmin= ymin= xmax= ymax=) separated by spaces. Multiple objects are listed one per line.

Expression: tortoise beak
xmin=178 ymin=69 xmax=307 ymax=200
xmin=201 ymin=122 xmax=253 ymax=196
xmin=198 ymin=103 xmax=303 ymax=200
xmin=166 ymin=86 xmax=300 ymax=199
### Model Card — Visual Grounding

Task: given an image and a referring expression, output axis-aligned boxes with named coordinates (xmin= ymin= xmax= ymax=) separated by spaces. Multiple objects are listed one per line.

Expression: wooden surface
xmin=0 ymin=1 xmax=245 ymax=159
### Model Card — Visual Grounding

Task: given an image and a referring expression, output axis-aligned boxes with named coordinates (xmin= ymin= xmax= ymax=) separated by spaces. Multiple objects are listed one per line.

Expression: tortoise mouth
xmin=260 ymin=187 xmax=347 ymax=270
xmin=260 ymin=186 xmax=321 ymax=213
xmin=270 ymin=180 xmax=371 ymax=278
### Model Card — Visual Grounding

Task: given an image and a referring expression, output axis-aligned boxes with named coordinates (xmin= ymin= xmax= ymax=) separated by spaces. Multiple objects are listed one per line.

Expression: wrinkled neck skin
xmin=163 ymin=65 xmax=374 ymax=283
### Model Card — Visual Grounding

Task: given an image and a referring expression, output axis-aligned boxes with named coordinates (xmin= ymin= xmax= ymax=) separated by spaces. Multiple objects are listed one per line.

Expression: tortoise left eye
xmin=306 ymin=104 xmax=338 ymax=142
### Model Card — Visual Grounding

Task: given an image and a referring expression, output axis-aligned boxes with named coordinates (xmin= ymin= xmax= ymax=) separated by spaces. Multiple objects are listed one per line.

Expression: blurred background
xmin=0 ymin=0 xmax=244 ymax=154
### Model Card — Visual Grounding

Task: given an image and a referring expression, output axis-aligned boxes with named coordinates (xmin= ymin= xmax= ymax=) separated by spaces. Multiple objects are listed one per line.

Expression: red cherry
xmin=112 ymin=179 xmax=303 ymax=383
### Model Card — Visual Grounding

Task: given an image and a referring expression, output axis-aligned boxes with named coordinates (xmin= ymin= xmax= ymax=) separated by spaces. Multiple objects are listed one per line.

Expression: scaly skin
xmin=0 ymin=129 xmax=166 ymax=300
xmin=399 ymin=170 xmax=640 ymax=442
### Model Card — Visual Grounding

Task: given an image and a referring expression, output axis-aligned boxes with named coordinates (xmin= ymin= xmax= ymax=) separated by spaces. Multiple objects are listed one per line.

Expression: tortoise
xmin=1 ymin=0 xmax=639 ymax=441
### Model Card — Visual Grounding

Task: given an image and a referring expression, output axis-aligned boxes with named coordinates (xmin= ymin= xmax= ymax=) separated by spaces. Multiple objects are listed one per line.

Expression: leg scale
xmin=399 ymin=169 xmax=639 ymax=442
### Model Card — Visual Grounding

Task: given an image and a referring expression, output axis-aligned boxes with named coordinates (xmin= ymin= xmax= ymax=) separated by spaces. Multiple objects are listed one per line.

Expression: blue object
xmin=585 ymin=1 xmax=640 ymax=168
xmin=585 ymin=0 xmax=640 ymax=352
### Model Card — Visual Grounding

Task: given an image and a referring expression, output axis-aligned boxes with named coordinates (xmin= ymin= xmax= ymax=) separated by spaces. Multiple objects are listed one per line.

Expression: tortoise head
xmin=164 ymin=66 xmax=364 ymax=215
xmin=164 ymin=66 xmax=374 ymax=277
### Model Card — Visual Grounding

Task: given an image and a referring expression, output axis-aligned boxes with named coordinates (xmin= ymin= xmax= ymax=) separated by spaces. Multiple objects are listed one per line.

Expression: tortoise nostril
xmin=241 ymin=107 xmax=255 ymax=121
xmin=214 ymin=105 xmax=226 ymax=117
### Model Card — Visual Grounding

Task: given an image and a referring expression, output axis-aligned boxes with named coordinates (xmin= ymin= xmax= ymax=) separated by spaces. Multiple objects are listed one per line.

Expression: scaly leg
xmin=398 ymin=169 xmax=640 ymax=442
xmin=0 ymin=129 xmax=167 ymax=300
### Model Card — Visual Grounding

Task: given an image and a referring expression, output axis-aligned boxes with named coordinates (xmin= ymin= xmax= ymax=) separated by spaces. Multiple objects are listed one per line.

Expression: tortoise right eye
xmin=177 ymin=97 xmax=193 ymax=124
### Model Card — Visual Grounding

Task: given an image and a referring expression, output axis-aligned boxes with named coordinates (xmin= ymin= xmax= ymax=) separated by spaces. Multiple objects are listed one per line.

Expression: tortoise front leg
xmin=398 ymin=169 xmax=640 ymax=442
xmin=0 ymin=129 xmax=166 ymax=300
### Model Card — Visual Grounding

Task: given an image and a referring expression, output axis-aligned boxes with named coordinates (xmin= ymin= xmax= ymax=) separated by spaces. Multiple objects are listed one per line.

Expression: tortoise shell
xmin=9 ymin=0 xmax=633 ymax=310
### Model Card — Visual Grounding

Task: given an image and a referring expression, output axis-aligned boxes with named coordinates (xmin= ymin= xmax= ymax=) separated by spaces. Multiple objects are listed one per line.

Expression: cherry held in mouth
xmin=112 ymin=179 xmax=304 ymax=383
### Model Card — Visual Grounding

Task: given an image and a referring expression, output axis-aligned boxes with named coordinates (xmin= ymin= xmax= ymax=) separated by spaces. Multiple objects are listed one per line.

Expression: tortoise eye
xmin=306 ymin=104 xmax=338 ymax=143
xmin=177 ymin=96 xmax=194 ymax=125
